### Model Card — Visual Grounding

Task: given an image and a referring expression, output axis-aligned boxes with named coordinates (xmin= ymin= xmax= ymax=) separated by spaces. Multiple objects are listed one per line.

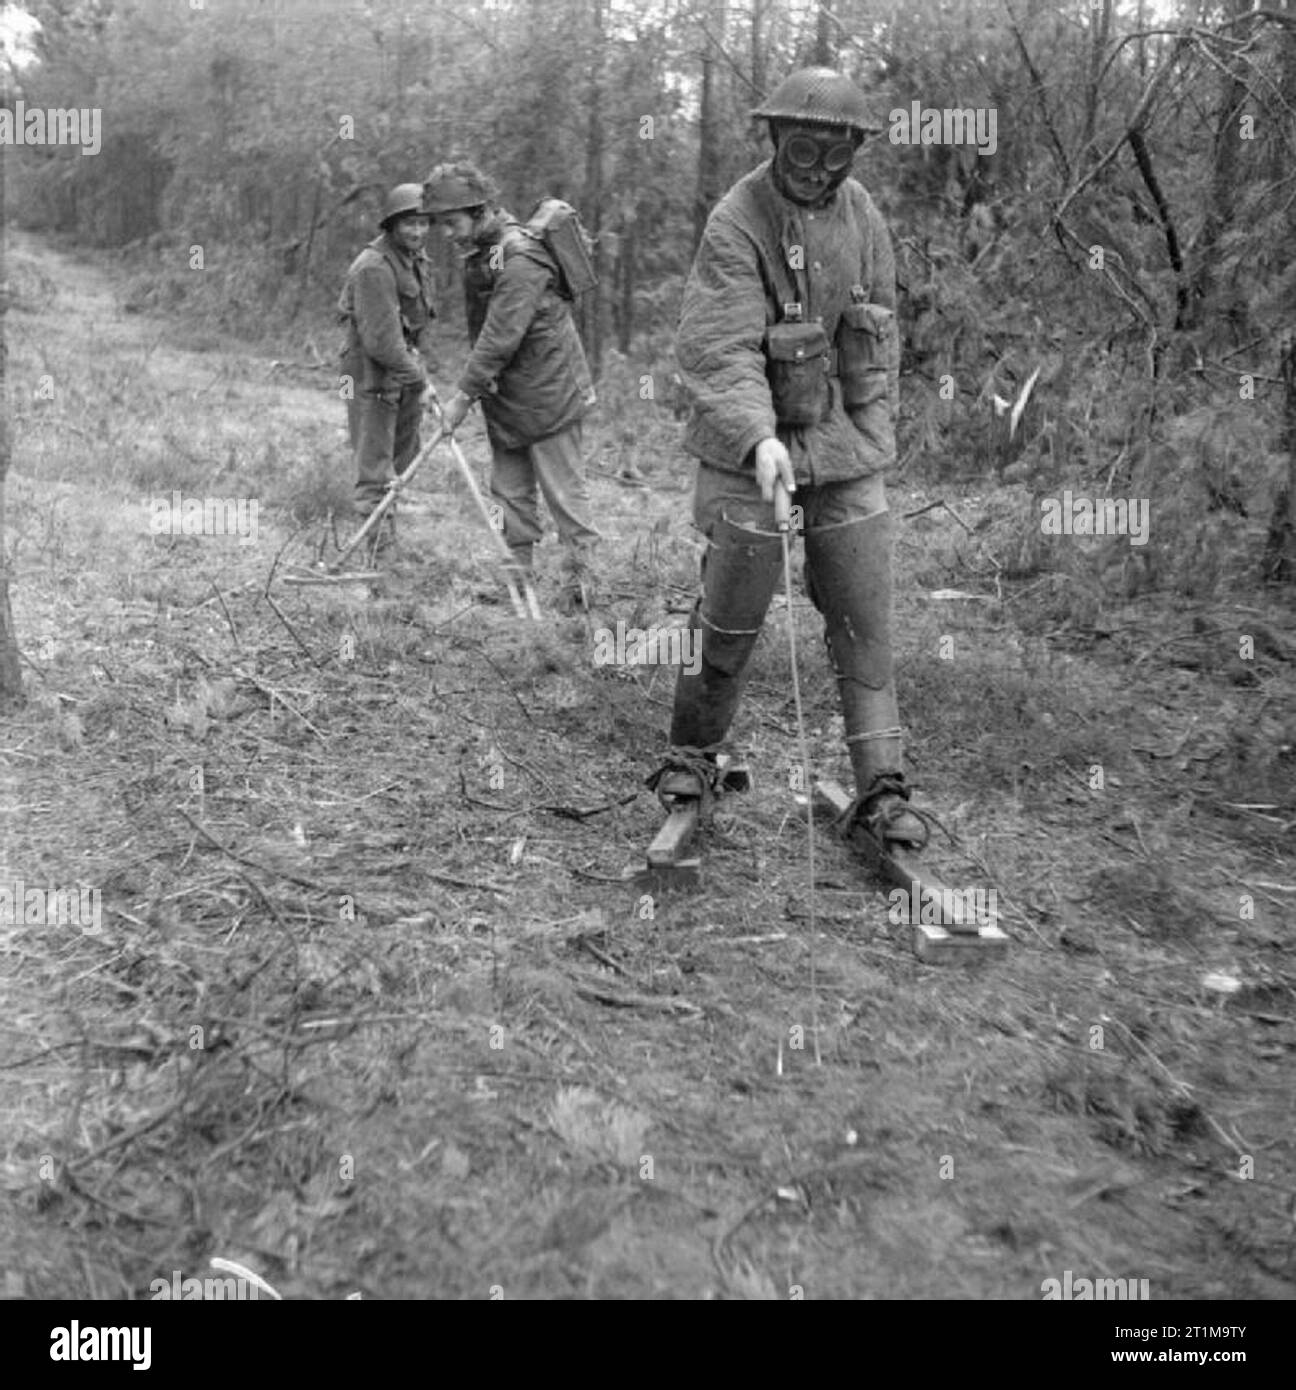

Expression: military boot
xmin=805 ymin=511 xmax=927 ymax=849
xmin=846 ymin=717 xmax=928 ymax=852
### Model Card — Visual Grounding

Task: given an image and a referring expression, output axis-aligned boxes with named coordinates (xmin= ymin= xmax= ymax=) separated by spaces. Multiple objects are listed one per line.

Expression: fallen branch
xmin=67 ymin=1091 xmax=190 ymax=1172
xmin=902 ymin=498 xmax=975 ymax=535
xmin=537 ymin=792 xmax=638 ymax=821
xmin=265 ymin=593 xmax=324 ymax=667
xmin=231 ymin=664 xmax=326 ymax=740
xmin=570 ymin=935 xmax=632 ymax=977
xmin=573 ymin=982 xmax=702 ymax=1015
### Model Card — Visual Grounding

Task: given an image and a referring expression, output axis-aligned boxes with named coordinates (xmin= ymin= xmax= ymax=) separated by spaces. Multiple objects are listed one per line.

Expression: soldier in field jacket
xmin=652 ymin=67 xmax=927 ymax=849
xmin=424 ymin=161 xmax=599 ymax=612
xmin=337 ymin=183 xmax=437 ymax=530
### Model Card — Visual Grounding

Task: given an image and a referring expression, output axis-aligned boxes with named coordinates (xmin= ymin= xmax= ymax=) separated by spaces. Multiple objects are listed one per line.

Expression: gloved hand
xmin=442 ymin=390 xmax=472 ymax=435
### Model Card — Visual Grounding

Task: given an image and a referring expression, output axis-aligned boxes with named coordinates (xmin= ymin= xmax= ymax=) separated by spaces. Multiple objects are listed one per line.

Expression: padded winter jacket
xmin=677 ymin=161 xmax=899 ymax=484
xmin=457 ymin=213 xmax=595 ymax=451
xmin=337 ymin=232 xmax=436 ymax=396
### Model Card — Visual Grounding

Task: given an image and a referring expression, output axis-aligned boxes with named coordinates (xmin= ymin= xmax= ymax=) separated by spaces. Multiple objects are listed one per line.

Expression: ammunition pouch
xmin=836 ymin=297 xmax=898 ymax=415
xmin=763 ymin=319 xmax=832 ymax=428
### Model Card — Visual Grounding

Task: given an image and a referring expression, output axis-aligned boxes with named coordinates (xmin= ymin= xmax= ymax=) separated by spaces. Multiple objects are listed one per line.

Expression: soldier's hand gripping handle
xmin=755 ymin=437 xmax=796 ymax=516
xmin=439 ymin=389 xmax=472 ymax=437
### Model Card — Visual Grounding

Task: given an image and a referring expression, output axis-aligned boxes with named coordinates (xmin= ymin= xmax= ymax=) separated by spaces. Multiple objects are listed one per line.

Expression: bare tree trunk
xmin=617 ymin=215 xmax=635 ymax=355
xmin=692 ymin=0 xmax=727 ymax=251
xmin=291 ymin=133 xmax=342 ymax=321
xmin=615 ymin=137 xmax=638 ymax=355
xmin=751 ymin=0 xmax=767 ymax=95
xmin=1274 ymin=1 xmax=1296 ymax=185
xmin=583 ymin=0 xmax=606 ymax=375
xmin=1082 ymin=0 xmax=1112 ymax=157
xmin=1127 ymin=126 xmax=1188 ymax=330
xmin=1262 ymin=334 xmax=1296 ymax=584
xmin=813 ymin=0 xmax=834 ymax=66
xmin=0 ymin=85 xmax=25 ymax=711
xmin=1190 ymin=0 xmax=1252 ymax=328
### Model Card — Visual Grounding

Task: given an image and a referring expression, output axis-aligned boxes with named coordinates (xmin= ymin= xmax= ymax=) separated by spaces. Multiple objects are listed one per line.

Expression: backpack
xmin=520 ymin=197 xmax=598 ymax=302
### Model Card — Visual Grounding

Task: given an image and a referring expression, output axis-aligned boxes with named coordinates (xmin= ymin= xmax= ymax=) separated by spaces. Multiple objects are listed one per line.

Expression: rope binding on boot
xmin=840 ymin=773 xmax=945 ymax=853
xmin=645 ymin=747 xmax=728 ymax=817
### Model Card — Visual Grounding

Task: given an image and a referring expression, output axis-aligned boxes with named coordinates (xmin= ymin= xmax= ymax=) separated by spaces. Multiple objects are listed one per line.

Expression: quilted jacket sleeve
xmin=352 ymin=260 xmax=426 ymax=388
xmin=457 ymin=252 xmax=551 ymax=402
xmin=676 ymin=204 xmax=777 ymax=468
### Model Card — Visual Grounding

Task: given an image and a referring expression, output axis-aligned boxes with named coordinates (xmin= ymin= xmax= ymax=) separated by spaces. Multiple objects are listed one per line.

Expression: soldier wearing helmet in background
xmin=652 ymin=68 xmax=928 ymax=848
xmin=337 ymin=183 xmax=436 ymax=545
xmin=423 ymin=161 xmax=599 ymax=613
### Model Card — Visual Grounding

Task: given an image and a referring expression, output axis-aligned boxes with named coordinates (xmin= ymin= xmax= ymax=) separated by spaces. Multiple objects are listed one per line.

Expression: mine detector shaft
xmin=331 ymin=388 xmax=541 ymax=618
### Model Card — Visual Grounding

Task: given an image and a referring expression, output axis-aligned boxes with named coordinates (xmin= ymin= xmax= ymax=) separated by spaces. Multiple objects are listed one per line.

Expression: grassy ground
xmin=1 ymin=232 xmax=1293 ymax=1300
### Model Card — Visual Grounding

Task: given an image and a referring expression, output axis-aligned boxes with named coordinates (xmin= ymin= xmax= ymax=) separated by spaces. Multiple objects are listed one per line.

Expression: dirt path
xmin=2 ymin=234 xmax=1293 ymax=1301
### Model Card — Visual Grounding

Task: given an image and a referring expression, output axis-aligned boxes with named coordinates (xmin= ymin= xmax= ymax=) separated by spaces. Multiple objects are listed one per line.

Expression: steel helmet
xmin=380 ymin=183 xmax=428 ymax=227
xmin=422 ymin=162 xmax=498 ymax=215
xmin=752 ymin=67 xmax=877 ymax=136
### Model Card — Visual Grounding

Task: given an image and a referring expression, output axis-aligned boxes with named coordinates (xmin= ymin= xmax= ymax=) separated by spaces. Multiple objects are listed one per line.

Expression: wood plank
xmin=812 ymin=779 xmax=1008 ymax=959
xmin=913 ymin=918 xmax=1009 ymax=959
xmin=646 ymin=803 xmax=700 ymax=867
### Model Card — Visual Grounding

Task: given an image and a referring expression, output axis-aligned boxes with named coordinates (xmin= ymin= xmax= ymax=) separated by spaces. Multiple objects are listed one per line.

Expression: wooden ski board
xmin=646 ymin=800 xmax=701 ymax=869
xmin=812 ymin=779 xmax=1009 ymax=961
xmin=627 ymin=756 xmax=748 ymax=889
xmin=638 ymin=768 xmax=703 ymax=885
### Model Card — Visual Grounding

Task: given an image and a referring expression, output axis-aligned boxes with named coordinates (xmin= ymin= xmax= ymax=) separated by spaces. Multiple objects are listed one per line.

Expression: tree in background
xmin=1 ymin=63 xmax=25 ymax=709
xmin=5 ymin=0 xmax=1293 ymax=585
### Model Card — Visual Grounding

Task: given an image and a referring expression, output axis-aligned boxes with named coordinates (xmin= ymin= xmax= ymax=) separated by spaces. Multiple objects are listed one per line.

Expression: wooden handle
xmin=774 ymin=480 xmax=792 ymax=532
xmin=331 ymin=423 xmax=445 ymax=570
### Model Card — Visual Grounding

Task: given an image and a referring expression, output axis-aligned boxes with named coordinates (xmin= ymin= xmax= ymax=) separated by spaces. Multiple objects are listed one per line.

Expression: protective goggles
xmin=783 ymin=133 xmax=856 ymax=172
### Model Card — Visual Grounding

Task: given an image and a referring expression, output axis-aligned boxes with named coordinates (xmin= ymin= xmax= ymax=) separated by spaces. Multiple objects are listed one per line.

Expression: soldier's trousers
xmin=669 ymin=464 xmax=903 ymax=791
xmin=346 ymin=373 xmax=425 ymax=515
xmin=487 ymin=420 xmax=601 ymax=572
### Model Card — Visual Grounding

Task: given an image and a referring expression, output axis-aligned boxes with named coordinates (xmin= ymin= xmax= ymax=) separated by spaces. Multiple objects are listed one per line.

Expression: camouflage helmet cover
xmin=380 ymin=183 xmax=428 ymax=227
xmin=752 ymin=67 xmax=877 ymax=136
xmin=422 ymin=161 xmax=498 ymax=215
